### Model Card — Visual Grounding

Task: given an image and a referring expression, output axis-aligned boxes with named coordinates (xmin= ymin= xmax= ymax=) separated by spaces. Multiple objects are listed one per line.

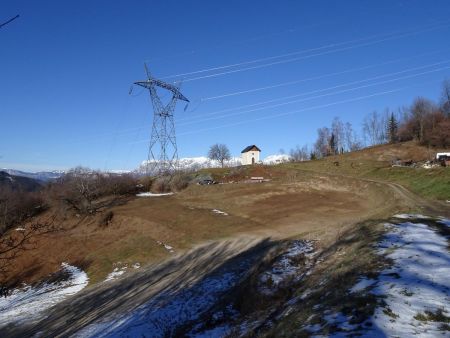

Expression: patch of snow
xmin=303 ymin=323 xmax=323 ymax=333
xmin=104 ymin=266 xmax=127 ymax=282
xmin=258 ymin=240 xmax=315 ymax=295
xmin=132 ymin=263 xmax=141 ymax=269
xmin=74 ymin=257 xmax=254 ymax=338
xmin=323 ymin=312 xmax=358 ymax=332
xmin=349 ymin=278 xmax=377 ymax=293
xmin=136 ymin=192 xmax=174 ymax=197
xmin=0 ymin=263 xmax=88 ymax=328
xmin=392 ymin=213 xmax=431 ymax=220
xmin=438 ymin=218 xmax=450 ymax=227
xmin=188 ymin=325 xmax=232 ymax=338
xmin=347 ymin=216 xmax=450 ymax=337
xmin=156 ymin=240 xmax=175 ymax=253
xmin=15 ymin=227 xmax=26 ymax=231
xmin=212 ymin=209 xmax=228 ymax=216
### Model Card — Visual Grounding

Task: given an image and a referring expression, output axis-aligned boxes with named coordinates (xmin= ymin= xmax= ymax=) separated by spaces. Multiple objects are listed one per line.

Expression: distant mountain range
xmin=1 ymin=154 xmax=292 ymax=181
xmin=0 ymin=169 xmax=64 ymax=182
xmin=136 ymin=154 xmax=292 ymax=173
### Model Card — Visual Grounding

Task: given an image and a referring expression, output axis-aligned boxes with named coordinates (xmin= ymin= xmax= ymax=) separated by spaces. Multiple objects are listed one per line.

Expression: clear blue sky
xmin=1 ymin=0 xmax=450 ymax=172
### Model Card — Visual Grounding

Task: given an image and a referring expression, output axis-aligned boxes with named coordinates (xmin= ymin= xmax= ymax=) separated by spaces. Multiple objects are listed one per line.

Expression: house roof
xmin=241 ymin=145 xmax=261 ymax=153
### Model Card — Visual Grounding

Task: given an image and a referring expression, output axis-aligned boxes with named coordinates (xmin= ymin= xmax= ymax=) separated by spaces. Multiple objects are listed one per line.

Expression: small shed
xmin=241 ymin=145 xmax=261 ymax=165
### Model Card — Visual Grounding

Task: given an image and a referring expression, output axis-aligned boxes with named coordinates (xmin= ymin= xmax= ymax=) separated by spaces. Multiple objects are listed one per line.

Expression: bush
xmin=170 ymin=174 xmax=191 ymax=192
xmin=102 ymin=174 xmax=139 ymax=196
xmin=99 ymin=211 xmax=114 ymax=227
xmin=151 ymin=176 xmax=172 ymax=193
xmin=46 ymin=167 xmax=139 ymax=214
xmin=0 ymin=187 xmax=45 ymax=235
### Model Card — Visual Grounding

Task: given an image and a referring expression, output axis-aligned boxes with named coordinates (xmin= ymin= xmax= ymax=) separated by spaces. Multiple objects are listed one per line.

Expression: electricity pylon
xmin=133 ymin=64 xmax=189 ymax=175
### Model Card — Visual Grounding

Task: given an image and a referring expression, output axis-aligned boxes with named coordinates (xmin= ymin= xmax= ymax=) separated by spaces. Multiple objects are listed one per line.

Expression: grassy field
xmin=6 ymin=141 xmax=447 ymax=287
xmin=279 ymin=142 xmax=450 ymax=201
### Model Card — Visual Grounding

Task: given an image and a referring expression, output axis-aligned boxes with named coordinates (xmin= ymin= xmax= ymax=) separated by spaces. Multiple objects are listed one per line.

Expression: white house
xmin=241 ymin=145 xmax=261 ymax=165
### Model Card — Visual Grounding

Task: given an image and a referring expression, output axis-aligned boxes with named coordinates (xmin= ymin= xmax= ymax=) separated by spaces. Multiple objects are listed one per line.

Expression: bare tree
xmin=314 ymin=127 xmax=331 ymax=158
xmin=362 ymin=110 xmax=387 ymax=146
xmin=207 ymin=144 xmax=231 ymax=168
xmin=0 ymin=217 xmax=57 ymax=294
xmin=289 ymin=144 xmax=309 ymax=162
xmin=344 ymin=122 xmax=362 ymax=151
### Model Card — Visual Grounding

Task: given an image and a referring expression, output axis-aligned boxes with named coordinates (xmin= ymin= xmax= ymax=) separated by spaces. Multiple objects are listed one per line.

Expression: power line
xmin=180 ymin=60 xmax=450 ymax=124
xmin=199 ymin=49 xmax=446 ymax=101
xmin=178 ymin=65 xmax=450 ymax=127
xmin=128 ymin=78 xmax=444 ymax=144
xmin=58 ymin=59 xmax=450 ymax=147
xmin=163 ymin=22 xmax=450 ymax=82
xmin=175 ymin=81 xmax=442 ymax=137
xmin=145 ymin=21 xmax=333 ymax=64
xmin=0 ymin=14 xmax=19 ymax=29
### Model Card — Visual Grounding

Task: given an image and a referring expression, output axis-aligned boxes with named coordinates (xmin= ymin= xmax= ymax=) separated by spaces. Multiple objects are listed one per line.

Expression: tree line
xmin=294 ymin=79 xmax=450 ymax=160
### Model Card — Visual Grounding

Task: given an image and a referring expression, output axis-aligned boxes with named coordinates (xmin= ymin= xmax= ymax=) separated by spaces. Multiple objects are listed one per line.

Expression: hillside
xmin=0 ymin=171 xmax=42 ymax=192
xmin=0 ymin=142 xmax=449 ymax=337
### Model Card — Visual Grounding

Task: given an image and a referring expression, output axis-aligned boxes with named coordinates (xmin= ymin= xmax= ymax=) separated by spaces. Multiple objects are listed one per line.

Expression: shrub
xmin=0 ymin=187 xmax=45 ymax=235
xmin=99 ymin=211 xmax=114 ymax=227
xmin=151 ymin=176 xmax=172 ymax=193
xmin=170 ymin=174 xmax=191 ymax=192
xmin=47 ymin=168 xmax=139 ymax=214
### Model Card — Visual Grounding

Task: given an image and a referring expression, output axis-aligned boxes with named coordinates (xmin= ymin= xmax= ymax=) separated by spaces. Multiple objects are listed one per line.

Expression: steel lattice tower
xmin=134 ymin=65 xmax=189 ymax=175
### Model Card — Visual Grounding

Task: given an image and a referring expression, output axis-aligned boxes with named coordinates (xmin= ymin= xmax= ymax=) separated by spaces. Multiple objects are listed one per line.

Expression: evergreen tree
xmin=328 ymin=133 xmax=337 ymax=155
xmin=387 ymin=113 xmax=398 ymax=143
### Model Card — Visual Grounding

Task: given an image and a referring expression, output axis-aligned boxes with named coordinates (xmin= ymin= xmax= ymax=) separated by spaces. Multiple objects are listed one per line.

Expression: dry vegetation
xmin=0 ymin=141 xmax=447 ymax=295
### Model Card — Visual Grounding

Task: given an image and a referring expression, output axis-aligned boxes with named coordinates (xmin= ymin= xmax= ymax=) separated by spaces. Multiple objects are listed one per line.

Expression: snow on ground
xmin=0 ymin=263 xmax=88 ymax=328
xmin=393 ymin=213 xmax=431 ymax=220
xmin=104 ymin=263 xmax=141 ymax=282
xmin=349 ymin=278 xmax=377 ymax=293
xmin=343 ymin=217 xmax=450 ymax=337
xmin=258 ymin=240 xmax=315 ymax=295
xmin=438 ymin=218 xmax=450 ymax=227
xmin=156 ymin=240 xmax=174 ymax=253
xmin=136 ymin=192 xmax=173 ymax=197
xmin=74 ymin=256 xmax=256 ymax=338
xmin=104 ymin=267 xmax=127 ymax=282
xmin=368 ymin=220 xmax=450 ymax=336
xmin=212 ymin=209 xmax=228 ymax=216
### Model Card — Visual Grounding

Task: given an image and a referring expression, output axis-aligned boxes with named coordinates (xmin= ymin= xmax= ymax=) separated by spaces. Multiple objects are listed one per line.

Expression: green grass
xmin=365 ymin=167 xmax=450 ymax=200
xmin=278 ymin=157 xmax=450 ymax=201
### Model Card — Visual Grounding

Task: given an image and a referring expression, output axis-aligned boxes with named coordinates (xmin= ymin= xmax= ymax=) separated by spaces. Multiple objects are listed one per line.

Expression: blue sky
xmin=1 ymin=0 xmax=450 ymax=172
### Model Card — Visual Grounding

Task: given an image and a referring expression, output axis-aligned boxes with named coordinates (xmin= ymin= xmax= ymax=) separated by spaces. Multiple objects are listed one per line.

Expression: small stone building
xmin=241 ymin=145 xmax=261 ymax=165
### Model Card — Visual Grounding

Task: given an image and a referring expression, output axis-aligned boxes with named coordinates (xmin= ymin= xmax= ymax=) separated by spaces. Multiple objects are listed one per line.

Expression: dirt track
xmin=2 ymin=173 xmax=448 ymax=337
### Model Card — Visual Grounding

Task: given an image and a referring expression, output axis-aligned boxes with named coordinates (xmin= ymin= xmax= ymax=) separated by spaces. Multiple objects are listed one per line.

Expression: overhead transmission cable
xmin=0 ymin=14 xmax=19 ymax=29
xmin=163 ymin=21 xmax=450 ymax=82
xmin=174 ymin=80 xmax=444 ymax=138
xmin=200 ymin=49 xmax=447 ymax=101
xmin=63 ymin=59 xmax=450 ymax=146
xmin=177 ymin=64 xmax=450 ymax=127
xmin=178 ymin=60 xmax=450 ymax=125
